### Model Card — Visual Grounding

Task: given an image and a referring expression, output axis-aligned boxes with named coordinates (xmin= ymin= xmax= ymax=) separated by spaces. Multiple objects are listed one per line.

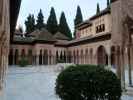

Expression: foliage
xmin=74 ymin=6 xmax=83 ymax=38
xmin=36 ymin=9 xmax=45 ymax=30
xmin=107 ymin=0 xmax=110 ymax=8
xmin=59 ymin=12 xmax=72 ymax=40
xmin=56 ymin=64 xmax=122 ymax=100
xmin=25 ymin=14 xmax=36 ymax=33
xmin=57 ymin=59 xmax=65 ymax=63
xmin=19 ymin=57 xmax=29 ymax=67
xmin=46 ymin=7 xmax=58 ymax=34
xmin=96 ymin=3 xmax=100 ymax=14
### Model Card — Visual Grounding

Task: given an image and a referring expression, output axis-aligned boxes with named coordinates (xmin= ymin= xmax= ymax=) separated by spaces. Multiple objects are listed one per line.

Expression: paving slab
xmin=0 ymin=66 xmax=133 ymax=100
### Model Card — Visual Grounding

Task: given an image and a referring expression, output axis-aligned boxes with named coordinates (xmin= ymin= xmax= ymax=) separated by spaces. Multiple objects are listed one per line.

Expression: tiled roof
xmin=35 ymin=28 xmax=55 ymax=41
xmin=76 ymin=20 xmax=92 ymax=30
xmin=13 ymin=36 xmax=35 ymax=43
xmin=111 ymin=0 xmax=118 ymax=3
xmin=53 ymin=32 xmax=69 ymax=40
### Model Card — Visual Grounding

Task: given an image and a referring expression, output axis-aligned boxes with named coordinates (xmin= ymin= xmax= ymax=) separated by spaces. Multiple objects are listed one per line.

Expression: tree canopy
xmin=96 ymin=3 xmax=100 ymax=14
xmin=25 ymin=14 xmax=35 ymax=33
xmin=36 ymin=9 xmax=45 ymax=30
xmin=74 ymin=6 xmax=83 ymax=38
xmin=46 ymin=7 xmax=58 ymax=34
xmin=107 ymin=0 xmax=111 ymax=8
xmin=59 ymin=12 xmax=72 ymax=40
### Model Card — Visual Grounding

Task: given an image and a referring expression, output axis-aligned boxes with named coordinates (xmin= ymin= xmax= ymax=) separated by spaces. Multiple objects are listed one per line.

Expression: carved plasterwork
xmin=0 ymin=0 xmax=3 ymax=26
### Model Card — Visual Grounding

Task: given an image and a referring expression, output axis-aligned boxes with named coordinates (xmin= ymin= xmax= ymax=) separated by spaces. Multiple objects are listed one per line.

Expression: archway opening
xmin=111 ymin=46 xmax=116 ymax=68
xmin=43 ymin=50 xmax=48 ymax=65
xmin=39 ymin=50 xmax=43 ymax=65
xmin=9 ymin=49 xmax=13 ymax=65
xmin=14 ymin=49 xmax=19 ymax=65
xmin=97 ymin=46 xmax=108 ymax=65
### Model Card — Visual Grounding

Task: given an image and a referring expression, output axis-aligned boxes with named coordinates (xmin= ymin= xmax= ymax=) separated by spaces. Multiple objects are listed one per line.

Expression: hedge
xmin=55 ymin=64 xmax=122 ymax=100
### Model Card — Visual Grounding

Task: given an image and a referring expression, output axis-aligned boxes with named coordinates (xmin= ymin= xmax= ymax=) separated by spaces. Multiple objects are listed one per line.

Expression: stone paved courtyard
xmin=0 ymin=66 xmax=133 ymax=100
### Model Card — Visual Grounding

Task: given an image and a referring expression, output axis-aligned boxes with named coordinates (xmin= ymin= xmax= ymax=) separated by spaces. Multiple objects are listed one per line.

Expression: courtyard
xmin=0 ymin=66 xmax=132 ymax=100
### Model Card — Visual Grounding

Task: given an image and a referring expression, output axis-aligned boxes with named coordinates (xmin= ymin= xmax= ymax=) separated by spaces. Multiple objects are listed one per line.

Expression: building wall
xmin=68 ymin=40 xmax=111 ymax=65
xmin=77 ymin=13 xmax=112 ymax=39
xmin=9 ymin=7 xmax=113 ymax=66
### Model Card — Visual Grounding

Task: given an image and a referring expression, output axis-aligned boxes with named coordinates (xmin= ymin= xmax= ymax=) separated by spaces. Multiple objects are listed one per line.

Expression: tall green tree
xmin=96 ymin=3 xmax=100 ymax=14
xmin=74 ymin=6 xmax=83 ymax=38
xmin=36 ymin=9 xmax=45 ymax=30
xmin=25 ymin=14 xmax=35 ymax=33
xmin=59 ymin=12 xmax=72 ymax=39
xmin=46 ymin=7 xmax=58 ymax=34
xmin=107 ymin=0 xmax=110 ymax=8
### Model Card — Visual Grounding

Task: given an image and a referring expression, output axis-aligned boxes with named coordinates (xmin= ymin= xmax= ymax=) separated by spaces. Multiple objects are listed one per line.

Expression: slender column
xmin=108 ymin=54 xmax=111 ymax=66
xmin=116 ymin=47 xmax=121 ymax=79
xmin=48 ymin=54 xmax=50 ymax=65
xmin=36 ymin=55 xmax=39 ymax=65
xmin=41 ymin=55 xmax=43 ymax=65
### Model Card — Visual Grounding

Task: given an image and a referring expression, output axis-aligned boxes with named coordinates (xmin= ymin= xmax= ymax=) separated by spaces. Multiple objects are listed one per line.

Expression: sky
xmin=17 ymin=0 xmax=107 ymax=32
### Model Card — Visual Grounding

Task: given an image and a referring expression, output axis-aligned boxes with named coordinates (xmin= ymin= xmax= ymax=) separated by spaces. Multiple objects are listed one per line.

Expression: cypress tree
xmin=46 ymin=7 xmax=58 ymax=34
xmin=36 ymin=9 xmax=45 ymax=30
xmin=107 ymin=0 xmax=110 ymax=8
xmin=96 ymin=3 xmax=100 ymax=14
xmin=25 ymin=14 xmax=35 ymax=33
xmin=59 ymin=12 xmax=72 ymax=40
xmin=74 ymin=6 xmax=83 ymax=38
xmin=74 ymin=6 xmax=83 ymax=26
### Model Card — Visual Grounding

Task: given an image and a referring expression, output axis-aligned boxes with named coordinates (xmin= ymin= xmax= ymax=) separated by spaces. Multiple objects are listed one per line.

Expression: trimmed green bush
xmin=57 ymin=59 xmax=65 ymax=63
xmin=55 ymin=64 xmax=122 ymax=100
xmin=19 ymin=57 xmax=29 ymax=67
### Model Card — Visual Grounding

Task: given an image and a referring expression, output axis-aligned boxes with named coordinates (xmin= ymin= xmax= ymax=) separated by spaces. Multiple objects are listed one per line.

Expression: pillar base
xmin=0 ymin=86 xmax=3 ymax=96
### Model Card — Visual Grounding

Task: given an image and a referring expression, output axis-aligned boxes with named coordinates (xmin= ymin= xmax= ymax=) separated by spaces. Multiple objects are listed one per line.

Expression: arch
xmin=73 ymin=50 xmax=76 ymax=64
xmin=39 ymin=49 xmax=43 ymax=65
xmin=9 ymin=49 xmax=13 ymax=65
xmin=64 ymin=51 xmax=66 ymax=63
xmin=111 ymin=46 xmax=116 ymax=67
xmin=60 ymin=51 xmax=63 ymax=61
xmin=76 ymin=50 xmax=79 ymax=64
xmin=68 ymin=51 xmax=72 ymax=63
xmin=49 ymin=50 xmax=52 ymax=65
xmin=85 ymin=48 xmax=88 ymax=64
xmin=80 ymin=49 xmax=83 ymax=64
xmin=97 ymin=46 xmax=108 ymax=65
xmin=56 ymin=51 xmax=59 ymax=63
xmin=43 ymin=50 xmax=48 ymax=65
xmin=28 ymin=49 xmax=32 ymax=65
xmin=21 ymin=49 xmax=26 ymax=58
xmin=90 ymin=48 xmax=93 ymax=64
xmin=14 ymin=49 xmax=19 ymax=65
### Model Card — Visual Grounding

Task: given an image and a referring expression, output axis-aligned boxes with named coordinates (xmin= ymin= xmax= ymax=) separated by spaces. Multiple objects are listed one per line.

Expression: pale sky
xmin=17 ymin=0 xmax=107 ymax=32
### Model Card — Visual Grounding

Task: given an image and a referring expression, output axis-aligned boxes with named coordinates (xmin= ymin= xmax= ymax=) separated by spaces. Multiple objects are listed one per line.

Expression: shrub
xmin=19 ymin=57 xmax=29 ymax=67
xmin=57 ymin=59 xmax=65 ymax=63
xmin=55 ymin=64 xmax=122 ymax=100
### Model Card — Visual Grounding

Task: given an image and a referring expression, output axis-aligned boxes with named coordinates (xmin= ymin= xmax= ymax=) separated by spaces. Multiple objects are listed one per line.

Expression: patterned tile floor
xmin=0 ymin=66 xmax=133 ymax=100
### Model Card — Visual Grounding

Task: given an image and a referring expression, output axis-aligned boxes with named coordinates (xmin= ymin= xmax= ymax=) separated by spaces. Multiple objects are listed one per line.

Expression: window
xmin=95 ymin=24 xmax=105 ymax=33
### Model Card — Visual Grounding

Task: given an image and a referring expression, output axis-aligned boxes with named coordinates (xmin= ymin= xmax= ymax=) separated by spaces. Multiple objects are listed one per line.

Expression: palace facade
xmin=7 ymin=0 xmax=133 ymax=86
xmin=10 ymin=7 xmax=112 ymax=66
